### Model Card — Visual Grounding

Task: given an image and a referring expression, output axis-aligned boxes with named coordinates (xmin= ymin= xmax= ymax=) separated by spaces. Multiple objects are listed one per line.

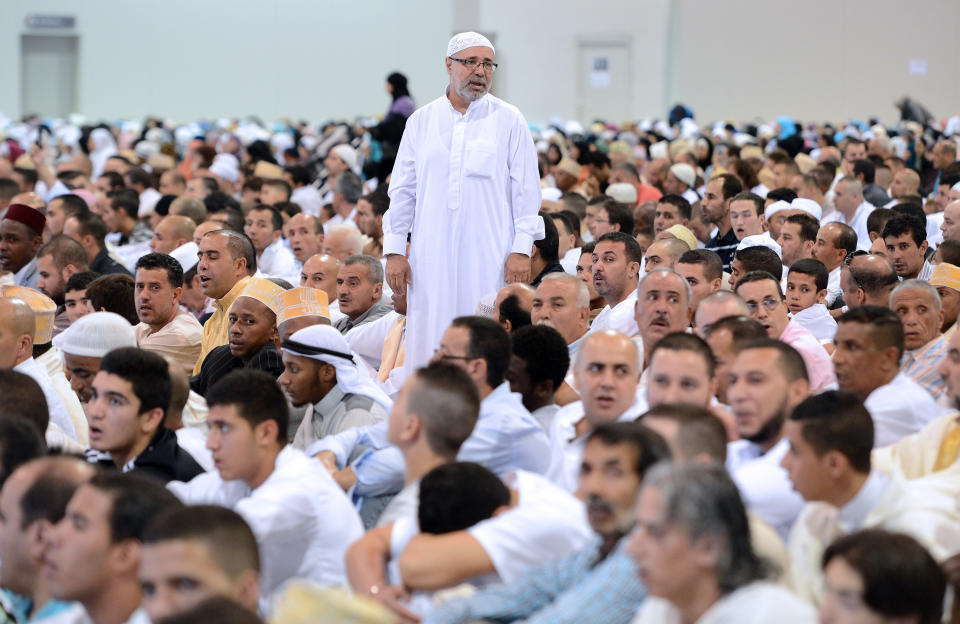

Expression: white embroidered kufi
xmin=447 ymin=32 xmax=495 ymax=56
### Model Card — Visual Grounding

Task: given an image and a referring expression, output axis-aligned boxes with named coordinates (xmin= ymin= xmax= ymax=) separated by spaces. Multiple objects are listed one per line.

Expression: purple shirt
xmin=779 ymin=319 xmax=837 ymax=391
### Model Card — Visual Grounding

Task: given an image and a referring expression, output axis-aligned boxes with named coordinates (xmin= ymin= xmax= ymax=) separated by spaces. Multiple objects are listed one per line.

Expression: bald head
xmin=192 ymin=220 xmax=223 ymax=248
xmin=323 ymin=225 xmax=363 ymax=261
xmin=891 ymin=168 xmax=920 ymax=199
xmin=10 ymin=193 xmax=44 ymax=210
xmin=300 ymin=253 xmax=341 ymax=302
xmin=694 ymin=291 xmax=749 ymax=337
xmin=843 ymin=253 xmax=900 ymax=308
xmin=644 ymin=238 xmax=690 ymax=272
xmin=0 ymin=298 xmax=36 ymax=368
xmin=575 ymin=330 xmax=641 ymax=424
xmin=493 ymin=283 xmax=535 ymax=334
xmin=150 ymin=216 xmax=196 ymax=255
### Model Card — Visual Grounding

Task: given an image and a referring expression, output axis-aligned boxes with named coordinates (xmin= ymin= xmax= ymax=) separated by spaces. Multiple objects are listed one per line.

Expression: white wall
xmin=1 ymin=0 xmax=957 ymax=126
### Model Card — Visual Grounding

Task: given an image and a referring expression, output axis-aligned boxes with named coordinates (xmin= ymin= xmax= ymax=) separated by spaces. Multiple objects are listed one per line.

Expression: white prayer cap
xmin=764 ymin=200 xmax=792 ymax=219
xmin=737 ymin=235 xmax=782 ymax=258
xmin=475 ymin=292 xmax=496 ymax=318
xmin=283 ymin=325 xmax=393 ymax=412
xmin=791 ymin=198 xmax=822 ymax=221
xmin=669 ymin=163 xmax=696 ymax=188
xmin=170 ymin=241 xmax=199 ymax=272
xmin=649 ymin=141 xmax=669 ymax=161
xmin=52 ymin=312 xmax=137 ymax=358
xmin=541 ymin=187 xmax=562 ymax=202
xmin=564 ymin=120 xmax=584 ymax=136
xmin=209 ymin=159 xmax=238 ymax=184
xmin=447 ymin=31 xmax=495 ymax=57
xmin=134 ymin=140 xmax=160 ymax=161
xmin=952 ymin=181 xmax=960 ymax=193
xmin=331 ymin=144 xmax=359 ymax=173
xmin=606 ymin=183 xmax=638 ymax=204
xmin=679 ymin=118 xmax=699 ymax=140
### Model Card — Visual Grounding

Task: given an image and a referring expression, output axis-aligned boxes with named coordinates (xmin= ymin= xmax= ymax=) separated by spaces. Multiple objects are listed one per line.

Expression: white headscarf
xmin=282 ymin=325 xmax=393 ymax=412
xmin=89 ymin=128 xmax=117 ymax=178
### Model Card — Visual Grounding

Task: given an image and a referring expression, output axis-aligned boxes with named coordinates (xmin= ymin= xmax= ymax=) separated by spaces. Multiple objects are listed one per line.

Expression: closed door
xmin=577 ymin=41 xmax=631 ymax=124
xmin=21 ymin=35 xmax=78 ymax=118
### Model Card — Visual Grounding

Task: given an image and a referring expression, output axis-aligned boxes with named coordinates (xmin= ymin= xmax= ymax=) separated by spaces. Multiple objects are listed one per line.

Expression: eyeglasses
xmin=744 ymin=298 xmax=781 ymax=314
xmin=449 ymin=57 xmax=498 ymax=72
xmin=433 ymin=347 xmax=478 ymax=362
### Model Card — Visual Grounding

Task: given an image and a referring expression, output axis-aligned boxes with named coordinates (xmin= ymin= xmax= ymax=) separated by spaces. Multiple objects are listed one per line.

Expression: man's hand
xmin=368 ymin=585 xmax=420 ymax=623
xmin=315 ymin=451 xmax=339 ymax=474
xmin=504 ymin=253 xmax=531 ymax=284
xmin=386 ymin=254 xmax=412 ymax=296
xmin=334 ymin=466 xmax=358 ymax=492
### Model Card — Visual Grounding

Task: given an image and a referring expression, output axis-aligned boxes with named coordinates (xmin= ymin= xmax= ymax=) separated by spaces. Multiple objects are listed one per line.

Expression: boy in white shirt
xmin=785 ymin=258 xmax=837 ymax=342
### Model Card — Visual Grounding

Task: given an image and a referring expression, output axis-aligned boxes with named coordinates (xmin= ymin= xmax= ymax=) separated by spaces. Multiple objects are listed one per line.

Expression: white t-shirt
xmin=590 ymin=290 xmax=639 ymax=337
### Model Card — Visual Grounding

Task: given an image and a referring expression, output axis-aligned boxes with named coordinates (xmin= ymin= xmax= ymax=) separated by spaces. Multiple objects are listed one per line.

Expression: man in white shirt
xmin=148 ymin=215 xmax=198 ymax=273
xmin=781 ymin=390 xmax=958 ymax=604
xmin=383 ymin=32 xmax=543 ymax=374
xmin=283 ymin=212 xmax=323 ymax=281
xmin=814 ymin=222 xmax=858 ymax=306
xmin=168 ymin=369 xmax=363 ymax=598
xmin=821 ymin=178 xmax=874 ymax=250
xmin=531 ymin=272 xmax=590 ymax=377
xmin=324 ymin=171 xmax=362 ymax=234
xmin=630 ymin=463 xmax=815 ymax=623
xmin=725 ymin=338 xmax=809 ymax=539
xmin=635 ymin=268 xmax=693 ymax=369
xmin=546 ymin=330 xmax=645 ymax=492
xmin=45 ymin=473 xmax=183 ymax=624
xmin=243 ymin=205 xmax=297 ymax=280
xmin=506 ymin=325 xmax=568 ymax=430
xmin=833 ymin=306 xmax=939 ymax=446
xmin=589 ymin=231 xmax=642 ymax=336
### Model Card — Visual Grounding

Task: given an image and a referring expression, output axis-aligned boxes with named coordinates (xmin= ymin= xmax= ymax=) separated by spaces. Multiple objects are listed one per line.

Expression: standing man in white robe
xmin=383 ymin=31 xmax=543 ymax=372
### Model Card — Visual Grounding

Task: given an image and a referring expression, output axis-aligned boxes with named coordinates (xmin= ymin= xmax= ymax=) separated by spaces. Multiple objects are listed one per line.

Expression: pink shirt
xmin=779 ymin=319 xmax=837 ymax=391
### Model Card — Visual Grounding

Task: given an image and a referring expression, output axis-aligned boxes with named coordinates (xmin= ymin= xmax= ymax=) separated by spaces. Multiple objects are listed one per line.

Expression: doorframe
xmin=576 ymin=38 xmax=632 ymax=123
xmin=20 ymin=33 xmax=80 ymax=118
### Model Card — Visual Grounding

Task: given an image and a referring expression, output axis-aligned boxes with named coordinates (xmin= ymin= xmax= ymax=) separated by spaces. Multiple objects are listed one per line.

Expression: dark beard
xmin=743 ymin=409 xmax=786 ymax=447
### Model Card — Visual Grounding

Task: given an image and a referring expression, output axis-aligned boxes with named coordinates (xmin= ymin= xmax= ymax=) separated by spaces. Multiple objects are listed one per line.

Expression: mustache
xmin=586 ymin=494 xmax=614 ymax=515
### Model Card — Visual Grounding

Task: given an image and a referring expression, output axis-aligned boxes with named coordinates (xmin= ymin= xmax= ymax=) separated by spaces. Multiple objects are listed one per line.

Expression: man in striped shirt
xmin=892 ymin=280 xmax=948 ymax=400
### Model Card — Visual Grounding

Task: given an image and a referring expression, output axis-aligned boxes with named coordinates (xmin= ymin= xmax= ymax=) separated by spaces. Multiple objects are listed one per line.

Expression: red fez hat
xmin=2 ymin=204 xmax=46 ymax=236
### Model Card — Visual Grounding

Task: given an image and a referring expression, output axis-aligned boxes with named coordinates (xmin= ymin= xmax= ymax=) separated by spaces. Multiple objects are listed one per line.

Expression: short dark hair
xmin=37 ymin=235 xmax=89 ymax=272
xmin=733 ymin=248 xmax=782 ymax=285
xmin=205 ymin=193 xmax=242 ymax=219
xmin=87 ymin=472 xmax=183 ymax=543
xmin=658 ymin=194 xmax=692 ymax=220
xmin=602 ymin=202 xmax=635 ymax=235
xmin=560 ymin=192 xmax=587 ymax=219
xmin=19 ymin=457 xmax=92 ymax=530
xmin=154 ymin=597 xmax=264 ymax=624
xmin=734 ymin=270 xmax=783 ymax=299
xmin=284 ymin=166 xmax=312 ymax=187
xmin=738 ymin=337 xmax=809 ymax=382
xmin=511 ymin=325 xmax=569 ymax=391
xmin=729 ymin=192 xmax=764 ymax=217
xmin=784 ymin=213 xmax=820 ymax=243
xmin=70 ymin=212 xmax=108 ymax=247
xmin=837 ymin=305 xmax=905 ymax=360
xmin=533 ymin=210 xmax=559 ymax=262
xmin=206 ymin=369 xmax=288 ymax=443
xmin=822 ymin=530 xmax=945 ymax=624
xmin=852 ymin=159 xmax=875 ymax=184
xmin=649 ymin=332 xmax=716 ymax=377
xmin=451 ymin=316 xmax=512 ymax=388
xmin=363 ymin=190 xmax=391 ymax=217
xmin=248 ymin=205 xmax=283 ymax=232
xmin=0 ymin=178 xmax=20 ymax=200
xmin=677 ymin=249 xmax=723 ymax=281
xmin=867 ymin=207 xmax=895 ymax=237
xmin=86 ymin=274 xmax=137 ymax=324
xmin=586 ymin=421 xmax=671 ymax=479
xmin=418 ymin=462 xmax=510 ymax=534
xmin=766 ymin=187 xmax=798 ymax=204
xmin=881 ymin=213 xmax=926 ymax=248
xmin=789 ymin=391 xmax=872 ymax=473
xmin=596 ymin=231 xmax=644 ymax=264
xmin=207 ymin=229 xmax=257 ymax=275
xmin=788 ymin=258 xmax=829 ymax=291
xmin=0 ymin=370 xmax=49 ymax=434
xmin=99 ymin=347 xmax=171 ymax=417
xmin=143 ymin=505 xmax=260 ymax=577
xmin=51 ymin=194 xmax=91 ymax=220
xmin=199 ymin=177 xmax=220 ymax=194
xmin=641 ymin=403 xmax=728 ymax=463
xmin=711 ymin=173 xmax=743 ymax=200
xmin=407 ymin=363 xmax=481 ymax=459
xmin=496 ymin=294 xmax=530 ymax=333
xmin=0 ymin=417 xmax=46 ymax=488
xmin=65 ymin=270 xmax=100 ymax=293
xmin=135 ymin=252 xmax=184 ymax=288
xmin=937 ymin=240 xmax=960 ymax=266
xmin=109 ymin=190 xmax=140 ymax=221
xmin=99 ymin=171 xmax=126 ymax=191
xmin=124 ymin=166 xmax=152 ymax=189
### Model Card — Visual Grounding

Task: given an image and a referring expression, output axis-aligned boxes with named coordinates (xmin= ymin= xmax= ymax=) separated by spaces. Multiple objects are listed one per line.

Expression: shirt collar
xmin=214 ymin=276 xmax=251 ymax=313
xmin=315 ymin=384 xmax=346 ymax=416
xmin=839 ymin=469 xmax=890 ymax=531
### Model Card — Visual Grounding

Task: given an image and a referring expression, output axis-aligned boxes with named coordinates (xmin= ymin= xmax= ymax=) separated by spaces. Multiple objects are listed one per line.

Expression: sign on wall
xmin=24 ymin=15 xmax=76 ymax=29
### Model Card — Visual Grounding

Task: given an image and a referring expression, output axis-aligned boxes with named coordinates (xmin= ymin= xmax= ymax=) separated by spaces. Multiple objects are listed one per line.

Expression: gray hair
xmin=327 ymin=225 xmax=364 ymax=255
xmin=336 ymin=171 xmax=364 ymax=204
xmin=837 ymin=176 xmax=864 ymax=197
xmin=540 ymin=272 xmax=590 ymax=308
xmin=890 ymin=278 xmax=942 ymax=311
xmin=639 ymin=267 xmax=692 ymax=305
xmin=344 ymin=254 xmax=384 ymax=284
xmin=642 ymin=462 xmax=766 ymax=593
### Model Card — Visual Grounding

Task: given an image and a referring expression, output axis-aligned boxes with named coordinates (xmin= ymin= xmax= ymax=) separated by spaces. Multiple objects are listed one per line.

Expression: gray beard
xmin=456 ymin=82 xmax=487 ymax=102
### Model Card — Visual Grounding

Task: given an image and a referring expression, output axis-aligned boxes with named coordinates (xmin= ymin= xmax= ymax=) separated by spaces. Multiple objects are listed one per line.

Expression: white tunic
xmin=384 ymin=91 xmax=543 ymax=371
xmin=864 ymin=373 xmax=940 ymax=447
xmin=258 ymin=237 xmax=299 ymax=282
xmin=167 ymin=446 xmax=363 ymax=598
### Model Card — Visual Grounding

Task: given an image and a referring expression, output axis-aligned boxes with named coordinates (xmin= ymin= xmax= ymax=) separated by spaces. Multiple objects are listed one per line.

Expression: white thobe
xmin=384 ymin=90 xmax=543 ymax=371
xmin=589 ymin=290 xmax=640 ymax=337
xmin=633 ymin=582 xmax=815 ymax=624
xmin=291 ymin=185 xmax=324 ymax=218
xmin=168 ymin=446 xmax=363 ymax=598
xmin=726 ymin=438 xmax=805 ymax=540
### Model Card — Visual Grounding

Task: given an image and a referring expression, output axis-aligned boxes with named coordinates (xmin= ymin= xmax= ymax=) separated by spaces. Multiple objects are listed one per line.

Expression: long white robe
xmin=384 ymin=90 xmax=543 ymax=371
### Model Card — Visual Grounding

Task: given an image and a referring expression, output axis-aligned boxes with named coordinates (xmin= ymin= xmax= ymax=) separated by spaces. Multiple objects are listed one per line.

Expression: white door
xmin=21 ymin=35 xmax=78 ymax=118
xmin=577 ymin=41 xmax=631 ymax=124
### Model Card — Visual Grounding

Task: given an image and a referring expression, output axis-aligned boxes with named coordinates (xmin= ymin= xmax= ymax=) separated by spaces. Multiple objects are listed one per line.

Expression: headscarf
xmin=88 ymin=127 xmax=117 ymax=179
xmin=282 ymin=325 xmax=393 ymax=412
